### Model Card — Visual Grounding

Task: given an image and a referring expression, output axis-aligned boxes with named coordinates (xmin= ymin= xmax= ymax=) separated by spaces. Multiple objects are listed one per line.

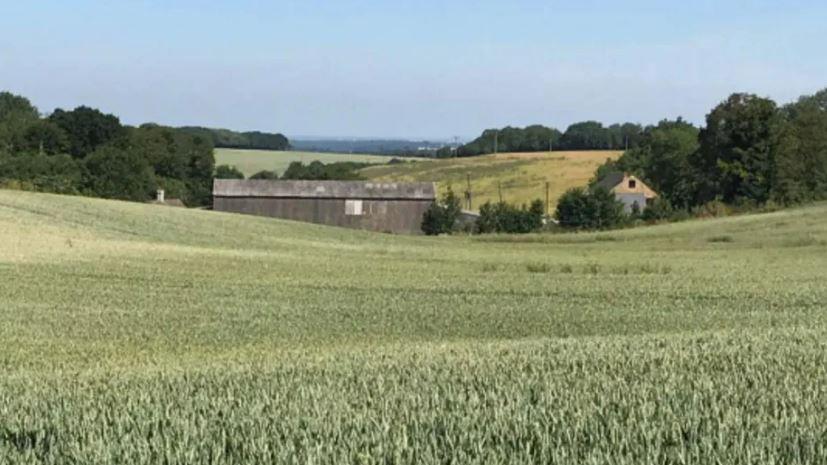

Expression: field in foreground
xmin=1 ymin=189 xmax=827 ymax=464
xmin=214 ymin=148 xmax=403 ymax=177
xmin=362 ymin=150 xmax=620 ymax=210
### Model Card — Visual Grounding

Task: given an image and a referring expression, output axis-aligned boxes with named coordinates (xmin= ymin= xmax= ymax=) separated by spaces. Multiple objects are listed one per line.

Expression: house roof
xmin=595 ymin=172 xmax=658 ymax=199
xmin=213 ymin=180 xmax=437 ymax=200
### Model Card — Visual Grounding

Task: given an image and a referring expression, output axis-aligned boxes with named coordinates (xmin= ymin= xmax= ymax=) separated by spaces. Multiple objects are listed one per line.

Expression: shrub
xmin=250 ymin=170 xmax=279 ymax=180
xmin=214 ymin=165 xmax=245 ymax=180
xmin=555 ymin=187 xmax=625 ymax=230
xmin=476 ymin=199 xmax=544 ymax=234
xmin=421 ymin=188 xmax=462 ymax=235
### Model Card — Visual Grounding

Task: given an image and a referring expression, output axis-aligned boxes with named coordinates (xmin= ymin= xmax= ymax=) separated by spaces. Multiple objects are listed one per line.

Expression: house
xmin=212 ymin=180 xmax=436 ymax=234
xmin=595 ymin=173 xmax=657 ymax=213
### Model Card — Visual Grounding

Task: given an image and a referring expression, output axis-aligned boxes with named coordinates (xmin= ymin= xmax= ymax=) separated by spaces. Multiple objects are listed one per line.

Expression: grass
xmin=361 ymin=150 xmax=620 ymax=210
xmin=214 ymin=148 xmax=407 ymax=177
xmin=1 ymin=189 xmax=827 ymax=463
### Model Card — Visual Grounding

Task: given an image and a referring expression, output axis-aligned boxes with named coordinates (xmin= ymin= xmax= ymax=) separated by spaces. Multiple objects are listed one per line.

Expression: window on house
xmin=345 ymin=199 xmax=363 ymax=216
xmin=628 ymin=179 xmax=637 ymax=189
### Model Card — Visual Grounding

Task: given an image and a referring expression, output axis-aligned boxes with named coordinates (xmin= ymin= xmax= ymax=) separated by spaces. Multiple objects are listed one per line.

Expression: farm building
xmin=596 ymin=173 xmax=658 ymax=213
xmin=213 ymin=179 xmax=436 ymax=234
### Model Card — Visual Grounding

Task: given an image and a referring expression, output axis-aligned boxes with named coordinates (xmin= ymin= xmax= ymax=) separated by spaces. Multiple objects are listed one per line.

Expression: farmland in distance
xmin=1 ymin=189 xmax=827 ymax=464
xmin=214 ymin=148 xmax=409 ymax=177
xmin=361 ymin=150 xmax=620 ymax=210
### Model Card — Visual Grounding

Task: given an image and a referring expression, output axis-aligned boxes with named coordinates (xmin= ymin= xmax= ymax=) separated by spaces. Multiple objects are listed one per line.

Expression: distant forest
xmin=178 ymin=127 xmax=290 ymax=151
xmin=439 ymin=122 xmax=644 ymax=158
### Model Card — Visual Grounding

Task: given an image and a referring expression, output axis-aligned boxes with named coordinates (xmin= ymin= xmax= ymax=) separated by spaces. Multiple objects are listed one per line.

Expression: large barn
xmin=212 ymin=179 xmax=436 ymax=234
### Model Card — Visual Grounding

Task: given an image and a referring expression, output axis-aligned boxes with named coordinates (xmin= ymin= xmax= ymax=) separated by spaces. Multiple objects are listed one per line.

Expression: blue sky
xmin=2 ymin=0 xmax=825 ymax=139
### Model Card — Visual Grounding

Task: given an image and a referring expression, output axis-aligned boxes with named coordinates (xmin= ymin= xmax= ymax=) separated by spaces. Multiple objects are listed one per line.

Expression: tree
xmin=83 ymin=145 xmax=155 ymax=201
xmin=22 ymin=120 xmax=70 ymax=155
xmin=421 ymin=188 xmax=462 ymax=235
xmin=49 ymin=106 xmax=125 ymax=158
xmin=691 ymin=94 xmax=782 ymax=205
xmin=250 ymin=170 xmax=279 ymax=180
xmin=773 ymin=91 xmax=827 ymax=203
xmin=0 ymin=152 xmax=84 ymax=194
xmin=555 ymin=187 xmax=625 ymax=230
xmin=214 ymin=165 xmax=245 ymax=179
xmin=560 ymin=121 xmax=611 ymax=150
xmin=0 ymin=92 xmax=40 ymax=153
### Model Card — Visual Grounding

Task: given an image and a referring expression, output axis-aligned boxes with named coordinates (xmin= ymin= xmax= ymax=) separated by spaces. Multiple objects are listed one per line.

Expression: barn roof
xmin=213 ymin=180 xmax=437 ymax=200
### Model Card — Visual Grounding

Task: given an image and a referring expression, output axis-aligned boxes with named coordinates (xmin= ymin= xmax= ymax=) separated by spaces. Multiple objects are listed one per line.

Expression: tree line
xmin=438 ymin=122 xmax=644 ymax=158
xmin=0 ymin=92 xmax=214 ymax=206
xmin=215 ymin=160 xmax=371 ymax=182
xmin=178 ymin=127 xmax=290 ymax=151
xmin=592 ymin=88 xmax=827 ymax=212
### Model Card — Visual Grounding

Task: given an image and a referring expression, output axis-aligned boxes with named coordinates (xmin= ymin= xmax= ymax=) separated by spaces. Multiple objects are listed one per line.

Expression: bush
xmin=476 ymin=199 xmax=545 ymax=234
xmin=0 ymin=152 xmax=84 ymax=194
xmin=641 ymin=197 xmax=674 ymax=222
xmin=421 ymin=188 xmax=462 ymax=235
xmin=555 ymin=187 xmax=625 ymax=230
xmin=214 ymin=165 xmax=245 ymax=180
xmin=250 ymin=170 xmax=279 ymax=180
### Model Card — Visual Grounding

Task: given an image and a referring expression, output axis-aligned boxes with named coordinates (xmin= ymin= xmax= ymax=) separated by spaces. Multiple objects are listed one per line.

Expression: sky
xmin=1 ymin=0 xmax=826 ymax=139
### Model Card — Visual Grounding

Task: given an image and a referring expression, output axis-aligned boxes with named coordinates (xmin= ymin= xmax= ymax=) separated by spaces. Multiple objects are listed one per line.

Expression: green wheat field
xmin=2 ymin=189 xmax=827 ymax=464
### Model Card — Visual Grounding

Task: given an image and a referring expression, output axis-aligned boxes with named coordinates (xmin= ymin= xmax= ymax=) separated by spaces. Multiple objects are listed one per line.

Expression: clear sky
xmin=2 ymin=0 xmax=825 ymax=139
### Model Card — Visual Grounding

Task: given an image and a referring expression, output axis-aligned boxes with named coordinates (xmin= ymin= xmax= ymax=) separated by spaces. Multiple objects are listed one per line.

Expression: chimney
xmin=156 ymin=189 xmax=165 ymax=203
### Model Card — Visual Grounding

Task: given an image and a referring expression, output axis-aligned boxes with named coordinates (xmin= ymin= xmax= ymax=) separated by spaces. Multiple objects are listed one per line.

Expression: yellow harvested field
xmin=361 ymin=150 xmax=621 ymax=210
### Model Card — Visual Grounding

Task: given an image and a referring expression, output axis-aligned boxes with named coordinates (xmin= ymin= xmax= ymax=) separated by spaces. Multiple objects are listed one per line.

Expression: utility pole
xmin=465 ymin=173 xmax=472 ymax=211
xmin=545 ymin=181 xmax=550 ymax=216
xmin=498 ymin=181 xmax=503 ymax=203
xmin=624 ymin=136 xmax=629 ymax=151
xmin=549 ymin=138 xmax=553 ymax=152
xmin=494 ymin=130 xmax=498 ymax=155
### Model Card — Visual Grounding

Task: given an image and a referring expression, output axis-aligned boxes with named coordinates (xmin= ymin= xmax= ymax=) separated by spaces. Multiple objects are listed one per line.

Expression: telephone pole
xmin=465 ymin=173 xmax=472 ymax=210
xmin=545 ymin=181 xmax=550 ymax=216
xmin=493 ymin=130 xmax=498 ymax=155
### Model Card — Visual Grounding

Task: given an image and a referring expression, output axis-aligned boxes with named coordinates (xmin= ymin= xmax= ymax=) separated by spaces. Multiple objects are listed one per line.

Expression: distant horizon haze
xmin=2 ymin=0 xmax=825 ymax=139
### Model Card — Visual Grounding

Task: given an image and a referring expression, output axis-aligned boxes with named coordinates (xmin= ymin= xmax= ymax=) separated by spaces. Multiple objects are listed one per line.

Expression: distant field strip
xmin=1 ymin=189 xmax=826 ymax=463
xmin=362 ymin=150 xmax=620 ymax=210
xmin=215 ymin=149 xmax=406 ymax=177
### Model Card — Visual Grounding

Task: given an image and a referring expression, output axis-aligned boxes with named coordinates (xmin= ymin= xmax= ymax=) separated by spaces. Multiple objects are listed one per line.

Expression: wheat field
xmin=1 ymin=189 xmax=826 ymax=464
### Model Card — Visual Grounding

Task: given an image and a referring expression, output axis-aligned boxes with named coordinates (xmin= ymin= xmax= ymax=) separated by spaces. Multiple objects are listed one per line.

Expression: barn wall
xmin=213 ymin=197 xmax=432 ymax=234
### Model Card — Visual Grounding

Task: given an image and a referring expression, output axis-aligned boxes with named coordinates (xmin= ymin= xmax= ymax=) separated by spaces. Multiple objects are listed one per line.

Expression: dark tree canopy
xmin=555 ymin=187 xmax=625 ymax=230
xmin=691 ymin=94 xmax=781 ymax=205
xmin=179 ymin=127 xmax=290 ymax=151
xmin=49 ymin=106 xmax=126 ymax=158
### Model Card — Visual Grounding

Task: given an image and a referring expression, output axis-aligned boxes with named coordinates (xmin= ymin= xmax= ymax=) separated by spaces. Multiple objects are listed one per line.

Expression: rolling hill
xmin=361 ymin=150 xmax=620 ymax=210
xmin=1 ymin=189 xmax=826 ymax=463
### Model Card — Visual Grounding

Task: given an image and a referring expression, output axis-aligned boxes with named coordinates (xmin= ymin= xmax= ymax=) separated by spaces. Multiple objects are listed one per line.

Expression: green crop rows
xmin=1 ymin=190 xmax=826 ymax=464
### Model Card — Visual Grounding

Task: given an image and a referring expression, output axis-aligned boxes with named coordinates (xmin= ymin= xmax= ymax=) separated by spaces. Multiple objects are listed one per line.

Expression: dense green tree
xmin=214 ymin=165 xmax=245 ymax=179
xmin=555 ymin=187 xmax=625 ymax=230
xmin=0 ymin=152 xmax=84 ymax=194
xmin=281 ymin=161 xmax=368 ymax=180
xmin=421 ymin=189 xmax=462 ymax=235
xmin=22 ymin=120 xmax=70 ymax=155
xmin=49 ymin=106 xmax=126 ymax=158
xmin=560 ymin=121 xmax=611 ymax=150
xmin=0 ymin=92 xmax=40 ymax=153
xmin=691 ymin=94 xmax=782 ymax=204
xmin=83 ymin=145 xmax=155 ymax=201
xmin=772 ymin=91 xmax=827 ymax=203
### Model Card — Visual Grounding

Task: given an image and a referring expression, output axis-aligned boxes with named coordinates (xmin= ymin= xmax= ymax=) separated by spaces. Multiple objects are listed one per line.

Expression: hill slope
xmin=1 ymin=189 xmax=827 ymax=463
xmin=361 ymin=150 xmax=620 ymax=210
xmin=215 ymin=148 xmax=405 ymax=177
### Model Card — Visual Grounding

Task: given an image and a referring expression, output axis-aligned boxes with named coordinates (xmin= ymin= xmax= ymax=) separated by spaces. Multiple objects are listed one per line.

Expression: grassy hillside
xmin=362 ymin=150 xmax=620 ymax=210
xmin=1 ymin=189 xmax=827 ymax=463
xmin=215 ymin=148 xmax=403 ymax=177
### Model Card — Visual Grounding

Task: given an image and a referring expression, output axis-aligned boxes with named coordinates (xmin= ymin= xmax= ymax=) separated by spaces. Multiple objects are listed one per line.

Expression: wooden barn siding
xmin=213 ymin=197 xmax=432 ymax=234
